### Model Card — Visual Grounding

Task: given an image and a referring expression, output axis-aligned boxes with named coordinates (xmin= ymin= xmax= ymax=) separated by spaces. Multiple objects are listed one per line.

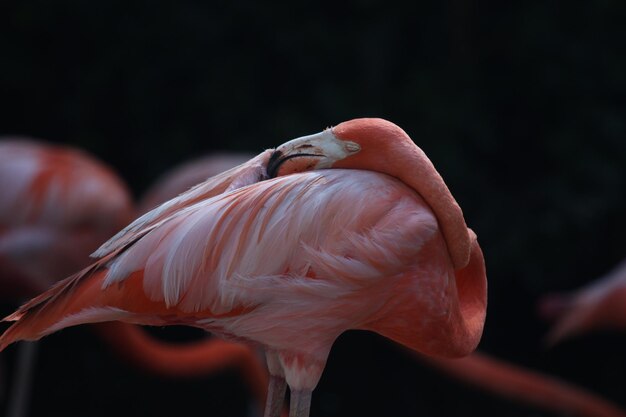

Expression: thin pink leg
xmin=289 ymin=389 xmax=312 ymax=417
xmin=264 ymin=375 xmax=286 ymax=417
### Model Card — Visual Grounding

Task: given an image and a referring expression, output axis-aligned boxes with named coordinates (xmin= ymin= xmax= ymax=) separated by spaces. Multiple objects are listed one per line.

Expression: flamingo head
xmin=267 ymin=126 xmax=360 ymax=179
xmin=266 ymin=118 xmax=413 ymax=179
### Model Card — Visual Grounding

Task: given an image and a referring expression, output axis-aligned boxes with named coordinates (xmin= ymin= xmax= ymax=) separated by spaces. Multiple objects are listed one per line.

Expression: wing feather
xmin=103 ymin=170 xmax=440 ymax=313
xmin=92 ymin=150 xmax=273 ymax=258
xmin=2 ymin=169 xmax=442 ymax=349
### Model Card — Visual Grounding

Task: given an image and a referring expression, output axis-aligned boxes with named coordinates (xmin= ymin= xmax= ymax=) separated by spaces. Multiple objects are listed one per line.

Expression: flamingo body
xmin=0 ymin=118 xmax=487 ymax=416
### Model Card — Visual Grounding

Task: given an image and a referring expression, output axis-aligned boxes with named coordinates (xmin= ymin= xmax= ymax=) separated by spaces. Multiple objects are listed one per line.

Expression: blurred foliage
xmin=1 ymin=1 xmax=626 ymax=416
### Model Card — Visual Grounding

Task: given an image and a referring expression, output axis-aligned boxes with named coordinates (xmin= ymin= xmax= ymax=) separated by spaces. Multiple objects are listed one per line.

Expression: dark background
xmin=1 ymin=1 xmax=626 ymax=416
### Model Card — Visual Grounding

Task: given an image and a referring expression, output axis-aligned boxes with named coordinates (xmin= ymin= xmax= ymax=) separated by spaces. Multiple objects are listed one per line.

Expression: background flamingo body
xmin=540 ymin=258 xmax=626 ymax=344
xmin=138 ymin=152 xmax=253 ymax=214
xmin=0 ymin=138 xmax=133 ymax=417
xmin=423 ymin=352 xmax=626 ymax=417
xmin=0 ymin=139 xmax=134 ymax=298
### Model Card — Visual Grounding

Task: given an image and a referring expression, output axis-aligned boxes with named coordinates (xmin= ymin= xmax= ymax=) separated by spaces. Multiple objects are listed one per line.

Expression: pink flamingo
xmin=539 ymin=258 xmax=626 ymax=344
xmin=0 ymin=139 xmax=271 ymax=415
xmin=0 ymin=118 xmax=488 ymax=417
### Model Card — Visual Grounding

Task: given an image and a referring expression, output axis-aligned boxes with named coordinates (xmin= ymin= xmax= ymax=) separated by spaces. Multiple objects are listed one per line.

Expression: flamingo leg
xmin=7 ymin=341 xmax=38 ymax=417
xmin=263 ymin=375 xmax=286 ymax=417
xmin=289 ymin=389 xmax=312 ymax=417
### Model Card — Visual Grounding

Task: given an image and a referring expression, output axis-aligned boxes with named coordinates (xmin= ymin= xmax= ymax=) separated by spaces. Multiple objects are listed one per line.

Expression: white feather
xmin=103 ymin=170 xmax=439 ymax=319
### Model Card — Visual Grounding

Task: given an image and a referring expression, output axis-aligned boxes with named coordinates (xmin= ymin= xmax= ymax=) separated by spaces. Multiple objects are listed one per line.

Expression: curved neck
xmin=392 ymin=143 xmax=471 ymax=269
xmin=333 ymin=119 xmax=471 ymax=269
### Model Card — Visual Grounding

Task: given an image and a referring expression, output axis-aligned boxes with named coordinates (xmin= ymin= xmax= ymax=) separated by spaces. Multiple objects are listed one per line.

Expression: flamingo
xmin=0 ymin=118 xmax=488 ymax=417
xmin=539 ymin=258 xmax=626 ymax=344
xmin=0 ymin=140 xmax=271 ymax=415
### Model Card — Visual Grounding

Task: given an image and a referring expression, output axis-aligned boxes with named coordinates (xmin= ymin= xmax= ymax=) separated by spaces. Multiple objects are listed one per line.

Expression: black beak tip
xmin=267 ymin=150 xmax=284 ymax=178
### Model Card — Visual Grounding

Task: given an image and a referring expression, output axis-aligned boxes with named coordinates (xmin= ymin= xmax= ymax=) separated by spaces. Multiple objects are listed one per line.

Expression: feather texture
xmin=93 ymin=150 xmax=273 ymax=258
xmin=0 ymin=118 xmax=488 ymax=399
xmin=103 ymin=170 xmax=438 ymax=314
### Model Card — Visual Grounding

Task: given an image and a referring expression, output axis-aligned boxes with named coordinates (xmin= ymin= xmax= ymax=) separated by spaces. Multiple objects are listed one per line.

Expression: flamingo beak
xmin=267 ymin=129 xmax=361 ymax=178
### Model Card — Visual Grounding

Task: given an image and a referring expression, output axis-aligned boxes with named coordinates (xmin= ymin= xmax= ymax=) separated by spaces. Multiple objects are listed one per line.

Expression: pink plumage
xmin=0 ymin=119 xmax=487 ymax=417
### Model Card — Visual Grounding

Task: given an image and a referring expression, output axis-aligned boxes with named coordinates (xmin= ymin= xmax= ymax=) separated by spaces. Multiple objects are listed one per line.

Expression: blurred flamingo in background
xmin=0 ymin=118 xmax=488 ymax=417
xmin=421 ymin=352 xmax=626 ymax=417
xmin=0 ymin=139 xmax=134 ymax=298
xmin=0 ymin=140 xmax=271 ymax=416
xmin=0 ymin=138 xmax=133 ymax=417
xmin=539 ymin=258 xmax=626 ymax=344
xmin=138 ymin=152 xmax=253 ymax=214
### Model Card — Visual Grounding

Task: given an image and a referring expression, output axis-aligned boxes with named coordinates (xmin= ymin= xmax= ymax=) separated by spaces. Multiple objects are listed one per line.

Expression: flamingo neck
xmin=333 ymin=119 xmax=470 ymax=269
